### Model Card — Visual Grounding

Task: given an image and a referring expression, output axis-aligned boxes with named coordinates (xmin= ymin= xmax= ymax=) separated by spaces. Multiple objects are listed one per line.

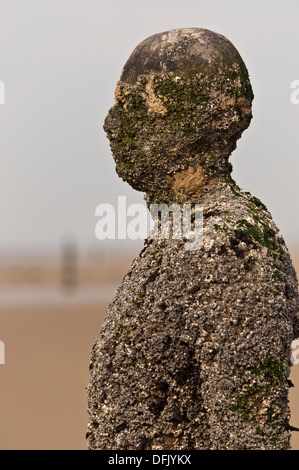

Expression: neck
xmin=145 ymin=168 xmax=233 ymax=207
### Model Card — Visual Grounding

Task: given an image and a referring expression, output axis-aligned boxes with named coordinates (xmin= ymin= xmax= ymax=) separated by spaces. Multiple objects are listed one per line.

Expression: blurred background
xmin=0 ymin=0 xmax=298 ymax=450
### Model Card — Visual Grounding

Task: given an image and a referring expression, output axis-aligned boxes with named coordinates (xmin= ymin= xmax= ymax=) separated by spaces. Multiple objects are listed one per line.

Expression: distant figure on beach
xmin=87 ymin=28 xmax=299 ymax=450
xmin=61 ymin=241 xmax=78 ymax=291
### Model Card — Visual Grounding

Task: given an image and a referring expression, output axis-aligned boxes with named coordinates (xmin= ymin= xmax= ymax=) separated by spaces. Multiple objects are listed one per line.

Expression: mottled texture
xmin=87 ymin=28 xmax=299 ymax=450
xmin=105 ymin=28 xmax=253 ymax=206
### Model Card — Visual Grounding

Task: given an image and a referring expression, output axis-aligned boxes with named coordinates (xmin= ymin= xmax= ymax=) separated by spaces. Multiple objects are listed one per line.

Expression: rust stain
xmin=142 ymin=76 xmax=167 ymax=116
xmin=168 ymin=164 xmax=205 ymax=197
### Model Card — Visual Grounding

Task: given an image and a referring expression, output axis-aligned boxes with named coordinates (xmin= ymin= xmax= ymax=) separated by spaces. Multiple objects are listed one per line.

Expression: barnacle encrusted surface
xmin=87 ymin=28 xmax=299 ymax=450
xmin=104 ymin=28 xmax=253 ymax=205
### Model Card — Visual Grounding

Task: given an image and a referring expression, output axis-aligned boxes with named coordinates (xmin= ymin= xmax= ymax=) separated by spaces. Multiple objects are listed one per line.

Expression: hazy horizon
xmin=0 ymin=0 xmax=298 ymax=257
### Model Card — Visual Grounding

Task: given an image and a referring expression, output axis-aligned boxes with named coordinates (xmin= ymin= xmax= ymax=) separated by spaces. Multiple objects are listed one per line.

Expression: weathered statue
xmin=87 ymin=28 xmax=299 ymax=450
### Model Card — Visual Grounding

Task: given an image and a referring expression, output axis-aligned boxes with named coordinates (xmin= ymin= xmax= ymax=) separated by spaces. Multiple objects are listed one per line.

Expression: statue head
xmin=104 ymin=28 xmax=253 ymax=204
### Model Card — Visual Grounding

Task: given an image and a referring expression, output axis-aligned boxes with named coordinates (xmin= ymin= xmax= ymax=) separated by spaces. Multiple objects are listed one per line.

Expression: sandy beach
xmin=0 ymin=248 xmax=298 ymax=450
xmin=0 ymin=303 xmax=106 ymax=450
xmin=0 ymin=253 xmax=131 ymax=450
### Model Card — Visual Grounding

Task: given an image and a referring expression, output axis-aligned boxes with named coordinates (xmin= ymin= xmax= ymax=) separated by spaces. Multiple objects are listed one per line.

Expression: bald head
xmin=104 ymin=28 xmax=253 ymax=205
xmin=120 ymin=28 xmax=247 ymax=85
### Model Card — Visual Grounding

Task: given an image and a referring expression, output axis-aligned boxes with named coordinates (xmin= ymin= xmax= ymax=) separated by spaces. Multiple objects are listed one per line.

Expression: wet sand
xmin=0 ymin=253 xmax=131 ymax=450
xmin=0 ymin=249 xmax=298 ymax=450
xmin=0 ymin=303 xmax=106 ymax=450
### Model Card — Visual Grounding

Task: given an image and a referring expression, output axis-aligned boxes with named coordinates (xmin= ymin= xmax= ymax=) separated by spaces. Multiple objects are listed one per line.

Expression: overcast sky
xmin=0 ymin=0 xmax=298 ymax=257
